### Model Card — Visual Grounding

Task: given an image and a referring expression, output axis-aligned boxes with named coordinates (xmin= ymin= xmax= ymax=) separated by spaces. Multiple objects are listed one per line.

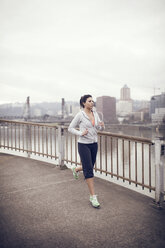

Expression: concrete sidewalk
xmin=0 ymin=153 xmax=165 ymax=248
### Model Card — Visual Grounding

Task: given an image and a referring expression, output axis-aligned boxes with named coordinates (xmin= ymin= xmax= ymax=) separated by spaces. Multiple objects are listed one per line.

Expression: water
xmin=106 ymin=124 xmax=165 ymax=140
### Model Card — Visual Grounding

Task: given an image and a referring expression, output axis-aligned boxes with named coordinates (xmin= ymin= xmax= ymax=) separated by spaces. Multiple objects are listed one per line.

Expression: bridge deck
xmin=0 ymin=153 xmax=165 ymax=248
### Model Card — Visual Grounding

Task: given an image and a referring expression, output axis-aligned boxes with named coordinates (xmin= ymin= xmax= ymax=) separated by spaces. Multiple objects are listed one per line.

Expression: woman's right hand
xmin=82 ymin=129 xmax=88 ymax=136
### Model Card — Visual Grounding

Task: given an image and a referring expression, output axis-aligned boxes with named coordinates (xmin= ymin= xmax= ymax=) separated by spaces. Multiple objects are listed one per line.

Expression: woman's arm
xmin=68 ymin=112 xmax=83 ymax=136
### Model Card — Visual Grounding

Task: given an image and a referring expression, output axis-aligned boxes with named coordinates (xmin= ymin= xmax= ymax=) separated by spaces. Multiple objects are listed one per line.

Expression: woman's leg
xmin=86 ymin=177 xmax=95 ymax=195
xmin=78 ymin=143 xmax=95 ymax=194
xmin=78 ymin=143 xmax=100 ymax=207
xmin=85 ymin=143 xmax=98 ymax=195
xmin=75 ymin=165 xmax=82 ymax=172
xmin=90 ymin=143 xmax=98 ymax=168
xmin=72 ymin=164 xmax=95 ymax=194
xmin=78 ymin=143 xmax=94 ymax=179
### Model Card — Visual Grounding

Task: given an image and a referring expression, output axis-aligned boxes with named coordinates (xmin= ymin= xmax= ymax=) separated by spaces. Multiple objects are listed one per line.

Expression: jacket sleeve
xmin=68 ymin=112 xmax=83 ymax=136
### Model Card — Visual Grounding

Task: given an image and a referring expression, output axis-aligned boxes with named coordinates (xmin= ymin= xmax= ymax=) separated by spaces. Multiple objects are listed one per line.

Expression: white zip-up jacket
xmin=68 ymin=110 xmax=104 ymax=144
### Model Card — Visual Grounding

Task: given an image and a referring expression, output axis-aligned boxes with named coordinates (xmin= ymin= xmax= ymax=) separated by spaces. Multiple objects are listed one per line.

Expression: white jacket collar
xmin=81 ymin=109 xmax=96 ymax=120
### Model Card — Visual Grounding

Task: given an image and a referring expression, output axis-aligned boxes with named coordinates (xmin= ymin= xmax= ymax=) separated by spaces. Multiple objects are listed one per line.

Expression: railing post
xmin=26 ymin=124 xmax=31 ymax=158
xmin=58 ymin=125 xmax=67 ymax=169
xmin=155 ymin=137 xmax=165 ymax=207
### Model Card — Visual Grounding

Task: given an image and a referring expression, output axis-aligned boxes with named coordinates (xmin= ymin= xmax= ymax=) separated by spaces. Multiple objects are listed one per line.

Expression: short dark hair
xmin=80 ymin=94 xmax=92 ymax=108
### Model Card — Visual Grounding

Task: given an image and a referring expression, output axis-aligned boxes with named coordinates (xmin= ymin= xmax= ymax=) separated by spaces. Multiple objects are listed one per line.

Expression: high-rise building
xmin=150 ymin=92 xmax=165 ymax=123
xmin=150 ymin=93 xmax=165 ymax=115
xmin=120 ymin=84 xmax=131 ymax=100
xmin=96 ymin=96 xmax=116 ymax=123
xmin=116 ymin=85 xmax=133 ymax=117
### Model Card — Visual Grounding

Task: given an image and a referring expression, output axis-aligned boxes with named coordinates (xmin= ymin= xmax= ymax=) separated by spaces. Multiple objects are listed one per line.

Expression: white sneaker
xmin=90 ymin=195 xmax=100 ymax=208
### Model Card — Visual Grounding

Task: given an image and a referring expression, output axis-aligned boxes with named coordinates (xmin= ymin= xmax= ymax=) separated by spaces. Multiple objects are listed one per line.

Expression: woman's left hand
xmin=99 ymin=121 xmax=104 ymax=127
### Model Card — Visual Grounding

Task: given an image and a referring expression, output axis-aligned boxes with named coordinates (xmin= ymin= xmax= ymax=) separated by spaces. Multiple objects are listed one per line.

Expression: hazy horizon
xmin=0 ymin=94 xmax=152 ymax=105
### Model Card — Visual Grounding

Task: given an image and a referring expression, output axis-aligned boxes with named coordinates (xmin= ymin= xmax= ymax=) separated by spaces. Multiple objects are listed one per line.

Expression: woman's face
xmin=84 ymin=97 xmax=94 ymax=110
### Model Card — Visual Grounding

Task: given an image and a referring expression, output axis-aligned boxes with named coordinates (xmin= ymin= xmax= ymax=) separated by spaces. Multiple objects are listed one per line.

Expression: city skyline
xmin=0 ymin=0 xmax=165 ymax=104
xmin=0 ymin=87 xmax=154 ymax=105
xmin=0 ymin=84 xmax=162 ymax=105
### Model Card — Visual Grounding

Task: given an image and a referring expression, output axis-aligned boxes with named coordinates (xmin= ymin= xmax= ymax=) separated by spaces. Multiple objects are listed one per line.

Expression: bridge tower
xmin=23 ymin=96 xmax=30 ymax=121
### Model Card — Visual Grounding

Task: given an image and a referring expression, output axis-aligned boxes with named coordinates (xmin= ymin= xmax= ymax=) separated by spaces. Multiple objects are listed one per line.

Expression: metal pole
xmin=155 ymin=137 xmax=165 ymax=207
xmin=160 ymin=141 xmax=165 ymax=207
xmin=26 ymin=124 xmax=31 ymax=158
xmin=24 ymin=96 xmax=31 ymax=158
xmin=58 ymin=125 xmax=67 ymax=169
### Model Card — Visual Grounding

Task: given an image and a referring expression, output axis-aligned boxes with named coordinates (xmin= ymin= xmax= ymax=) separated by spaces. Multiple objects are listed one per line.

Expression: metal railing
xmin=0 ymin=119 xmax=58 ymax=160
xmin=0 ymin=119 xmax=164 ymax=205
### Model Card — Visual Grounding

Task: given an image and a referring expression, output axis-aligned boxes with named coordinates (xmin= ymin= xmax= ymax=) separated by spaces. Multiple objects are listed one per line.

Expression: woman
xmin=68 ymin=94 xmax=104 ymax=208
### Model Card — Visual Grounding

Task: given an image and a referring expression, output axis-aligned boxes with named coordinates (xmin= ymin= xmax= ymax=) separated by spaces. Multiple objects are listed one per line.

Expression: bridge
xmin=0 ymin=119 xmax=165 ymax=247
xmin=0 ymin=152 xmax=165 ymax=248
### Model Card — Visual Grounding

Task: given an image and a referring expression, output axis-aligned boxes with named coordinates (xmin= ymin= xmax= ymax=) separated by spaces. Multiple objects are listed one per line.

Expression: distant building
xmin=116 ymin=85 xmax=133 ymax=117
xmin=33 ymin=108 xmax=42 ymax=117
xmin=65 ymin=103 xmax=80 ymax=117
xmin=150 ymin=93 xmax=165 ymax=123
xmin=116 ymin=100 xmax=132 ymax=117
xmin=133 ymin=100 xmax=149 ymax=112
xmin=120 ymin=84 xmax=131 ymax=100
xmin=150 ymin=92 xmax=165 ymax=115
xmin=151 ymin=108 xmax=165 ymax=124
xmin=130 ymin=108 xmax=150 ymax=123
xmin=96 ymin=96 xmax=116 ymax=123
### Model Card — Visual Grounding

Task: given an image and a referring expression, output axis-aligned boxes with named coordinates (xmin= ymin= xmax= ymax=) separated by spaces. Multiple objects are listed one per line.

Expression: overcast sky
xmin=0 ymin=0 xmax=165 ymax=104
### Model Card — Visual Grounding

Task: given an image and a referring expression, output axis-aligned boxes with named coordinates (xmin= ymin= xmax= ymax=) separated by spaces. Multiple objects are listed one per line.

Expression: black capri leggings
xmin=78 ymin=142 xmax=98 ymax=179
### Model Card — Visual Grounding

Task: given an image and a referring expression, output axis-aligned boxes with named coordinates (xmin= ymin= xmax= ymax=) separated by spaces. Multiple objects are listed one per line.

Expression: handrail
xmin=98 ymin=131 xmax=153 ymax=144
xmin=0 ymin=119 xmax=58 ymax=128
xmin=62 ymin=125 xmax=153 ymax=144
